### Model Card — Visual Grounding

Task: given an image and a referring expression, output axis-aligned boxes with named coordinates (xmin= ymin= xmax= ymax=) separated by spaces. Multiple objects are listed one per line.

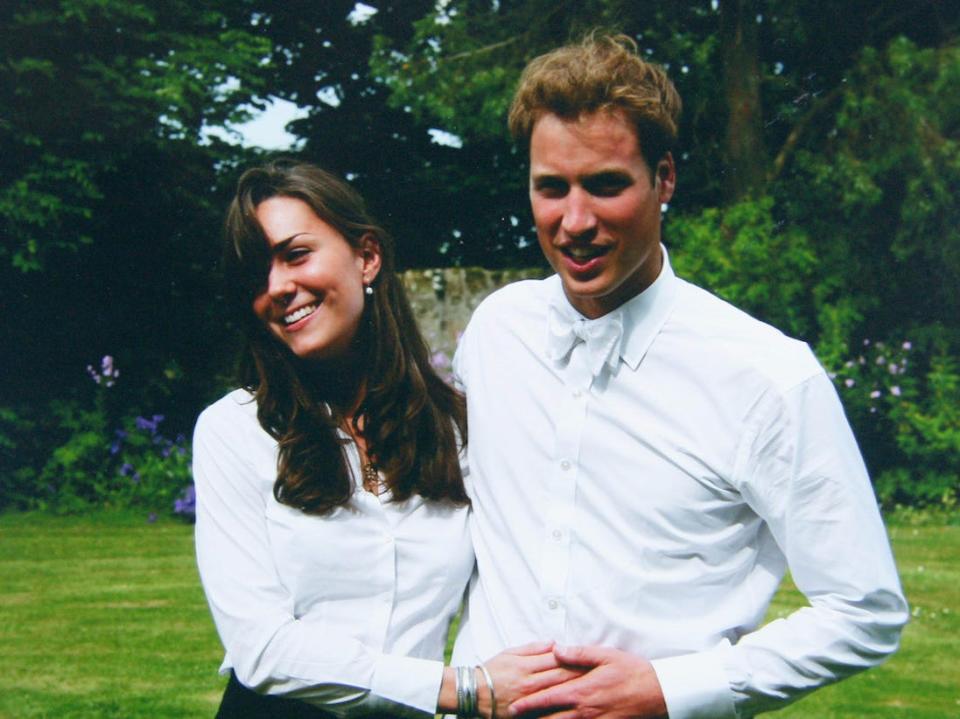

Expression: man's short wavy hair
xmin=508 ymin=33 xmax=682 ymax=171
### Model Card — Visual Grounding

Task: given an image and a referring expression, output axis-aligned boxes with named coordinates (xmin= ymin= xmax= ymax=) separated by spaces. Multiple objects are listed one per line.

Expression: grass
xmin=0 ymin=511 xmax=224 ymax=718
xmin=1 ymin=511 xmax=958 ymax=718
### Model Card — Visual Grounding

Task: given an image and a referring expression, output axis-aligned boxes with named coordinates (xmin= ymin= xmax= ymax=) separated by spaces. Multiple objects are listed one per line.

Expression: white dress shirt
xmin=451 ymin=248 xmax=907 ymax=719
xmin=193 ymin=389 xmax=473 ymax=717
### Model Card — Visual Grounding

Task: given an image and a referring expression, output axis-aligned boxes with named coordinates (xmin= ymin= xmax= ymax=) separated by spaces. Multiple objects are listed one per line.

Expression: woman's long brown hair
xmin=222 ymin=160 xmax=468 ymax=513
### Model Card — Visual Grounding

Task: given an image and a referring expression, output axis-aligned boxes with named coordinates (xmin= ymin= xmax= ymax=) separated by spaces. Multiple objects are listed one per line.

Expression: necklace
xmin=362 ymin=460 xmax=380 ymax=493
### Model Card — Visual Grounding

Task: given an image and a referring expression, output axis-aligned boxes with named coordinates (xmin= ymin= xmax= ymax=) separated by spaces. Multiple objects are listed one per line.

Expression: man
xmin=452 ymin=34 xmax=907 ymax=719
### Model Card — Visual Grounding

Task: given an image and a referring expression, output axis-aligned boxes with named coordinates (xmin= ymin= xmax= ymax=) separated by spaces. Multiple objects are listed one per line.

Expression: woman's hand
xmin=478 ymin=641 xmax=585 ymax=718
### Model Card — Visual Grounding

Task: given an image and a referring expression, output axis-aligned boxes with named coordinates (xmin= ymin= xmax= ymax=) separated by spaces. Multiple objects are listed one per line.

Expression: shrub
xmin=1 ymin=356 xmax=194 ymax=517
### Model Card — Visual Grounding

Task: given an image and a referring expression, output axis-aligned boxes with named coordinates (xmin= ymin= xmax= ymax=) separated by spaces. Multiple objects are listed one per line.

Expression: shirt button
xmin=547 ymin=599 xmax=559 ymax=610
xmin=559 ymin=459 xmax=571 ymax=471
xmin=551 ymin=529 xmax=562 ymax=541
xmin=572 ymin=389 xmax=582 ymax=399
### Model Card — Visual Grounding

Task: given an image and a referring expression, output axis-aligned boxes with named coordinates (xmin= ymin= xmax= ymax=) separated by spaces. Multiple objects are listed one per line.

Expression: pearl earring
xmin=365 ymin=285 xmax=373 ymax=296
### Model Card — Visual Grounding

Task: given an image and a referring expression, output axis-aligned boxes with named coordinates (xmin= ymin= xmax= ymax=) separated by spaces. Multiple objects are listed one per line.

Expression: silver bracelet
xmin=456 ymin=665 xmax=478 ymax=717
xmin=477 ymin=663 xmax=496 ymax=719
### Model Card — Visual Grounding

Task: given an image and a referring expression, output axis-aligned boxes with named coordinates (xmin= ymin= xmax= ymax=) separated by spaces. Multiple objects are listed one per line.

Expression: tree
xmin=0 ymin=0 xmax=271 ymax=270
xmin=0 ymin=0 xmax=271 ymax=408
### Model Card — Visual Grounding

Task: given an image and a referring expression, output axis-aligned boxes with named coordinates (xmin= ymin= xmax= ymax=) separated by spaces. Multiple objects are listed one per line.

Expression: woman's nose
xmin=266 ymin=268 xmax=296 ymax=304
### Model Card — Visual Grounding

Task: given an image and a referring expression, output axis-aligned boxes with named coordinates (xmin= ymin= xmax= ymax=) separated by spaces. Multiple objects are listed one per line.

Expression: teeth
xmin=567 ymin=246 xmax=604 ymax=260
xmin=284 ymin=303 xmax=318 ymax=325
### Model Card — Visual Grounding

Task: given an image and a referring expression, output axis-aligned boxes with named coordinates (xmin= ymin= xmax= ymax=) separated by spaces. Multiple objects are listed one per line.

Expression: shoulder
xmin=196 ymin=388 xmax=258 ymax=428
xmin=193 ymin=388 xmax=267 ymax=448
xmin=192 ymin=389 xmax=277 ymax=490
xmin=670 ymin=279 xmax=823 ymax=393
xmin=466 ymin=276 xmax=555 ymax=336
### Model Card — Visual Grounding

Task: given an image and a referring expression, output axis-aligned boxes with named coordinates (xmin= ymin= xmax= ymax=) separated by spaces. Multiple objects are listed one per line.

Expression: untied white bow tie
xmin=546 ymin=303 xmax=624 ymax=377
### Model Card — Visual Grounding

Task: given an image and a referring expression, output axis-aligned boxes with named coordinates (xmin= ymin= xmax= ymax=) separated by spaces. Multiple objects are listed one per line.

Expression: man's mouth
xmin=284 ymin=302 xmax=319 ymax=325
xmin=563 ymin=245 xmax=609 ymax=263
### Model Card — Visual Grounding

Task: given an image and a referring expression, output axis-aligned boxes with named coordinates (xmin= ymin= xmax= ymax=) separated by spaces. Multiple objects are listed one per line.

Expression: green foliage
xmin=827 ymin=336 xmax=960 ymax=509
xmin=668 ymin=195 xmax=819 ymax=339
xmin=0 ymin=407 xmax=37 ymax=511
xmin=2 ymin=359 xmax=194 ymax=516
xmin=0 ymin=0 xmax=271 ymax=271
xmin=36 ymin=399 xmax=112 ymax=513
xmin=881 ymin=349 xmax=960 ymax=508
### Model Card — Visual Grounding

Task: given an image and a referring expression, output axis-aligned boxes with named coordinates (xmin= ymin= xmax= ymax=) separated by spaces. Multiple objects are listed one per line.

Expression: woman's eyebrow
xmin=268 ymin=233 xmax=306 ymax=255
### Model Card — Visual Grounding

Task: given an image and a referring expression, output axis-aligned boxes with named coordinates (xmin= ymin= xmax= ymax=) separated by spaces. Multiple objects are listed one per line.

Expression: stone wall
xmin=400 ymin=267 xmax=548 ymax=368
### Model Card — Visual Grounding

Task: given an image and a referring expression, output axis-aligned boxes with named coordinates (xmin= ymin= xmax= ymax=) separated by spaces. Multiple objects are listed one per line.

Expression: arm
xmin=511 ymin=373 xmax=907 ymax=719
xmin=193 ymin=401 xmax=443 ymax=718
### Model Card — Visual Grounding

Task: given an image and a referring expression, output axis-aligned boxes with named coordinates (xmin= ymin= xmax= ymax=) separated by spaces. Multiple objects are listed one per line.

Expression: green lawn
xmin=1 ymin=511 xmax=957 ymax=718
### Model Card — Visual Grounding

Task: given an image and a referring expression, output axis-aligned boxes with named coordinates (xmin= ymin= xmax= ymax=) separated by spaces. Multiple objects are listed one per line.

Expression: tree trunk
xmin=720 ymin=0 xmax=767 ymax=201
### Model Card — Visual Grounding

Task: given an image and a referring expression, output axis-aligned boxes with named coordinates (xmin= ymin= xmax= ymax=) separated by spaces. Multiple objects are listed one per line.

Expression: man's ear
xmin=359 ymin=233 xmax=383 ymax=285
xmin=655 ymin=153 xmax=676 ymax=204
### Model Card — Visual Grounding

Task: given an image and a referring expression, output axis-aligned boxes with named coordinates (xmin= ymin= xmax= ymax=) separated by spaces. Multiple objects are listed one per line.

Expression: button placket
xmin=539 ymin=345 xmax=590 ymax=640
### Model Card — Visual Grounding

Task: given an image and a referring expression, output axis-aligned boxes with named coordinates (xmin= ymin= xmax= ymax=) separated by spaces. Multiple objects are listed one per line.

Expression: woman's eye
xmin=286 ymin=247 xmax=310 ymax=263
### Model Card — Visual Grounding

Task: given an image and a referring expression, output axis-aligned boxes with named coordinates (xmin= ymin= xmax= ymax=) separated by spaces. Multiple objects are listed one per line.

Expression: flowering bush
xmin=831 ymin=339 xmax=960 ymax=508
xmin=5 ymin=356 xmax=195 ymax=518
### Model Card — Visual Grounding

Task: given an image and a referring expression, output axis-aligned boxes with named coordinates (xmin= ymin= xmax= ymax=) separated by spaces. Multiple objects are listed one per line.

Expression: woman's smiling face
xmin=251 ymin=196 xmax=381 ymax=362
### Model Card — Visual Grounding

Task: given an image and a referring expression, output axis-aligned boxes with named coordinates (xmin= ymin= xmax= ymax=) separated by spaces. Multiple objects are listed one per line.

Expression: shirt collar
xmin=545 ymin=244 xmax=678 ymax=372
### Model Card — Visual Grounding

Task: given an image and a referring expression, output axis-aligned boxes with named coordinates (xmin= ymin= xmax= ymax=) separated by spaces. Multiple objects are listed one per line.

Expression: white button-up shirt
xmin=193 ymin=389 xmax=473 ymax=717
xmin=452 ymin=249 xmax=907 ymax=719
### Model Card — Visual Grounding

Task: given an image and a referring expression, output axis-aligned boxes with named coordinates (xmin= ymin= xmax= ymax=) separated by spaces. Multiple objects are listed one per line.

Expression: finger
xmin=517 ymin=651 xmax=567 ymax=673
xmin=533 ymin=711 xmax=579 ymax=719
xmin=553 ymin=644 xmax=611 ymax=667
xmin=523 ymin=666 xmax=585 ymax=694
xmin=502 ymin=640 xmax=556 ymax=656
xmin=509 ymin=681 xmax=579 ymax=716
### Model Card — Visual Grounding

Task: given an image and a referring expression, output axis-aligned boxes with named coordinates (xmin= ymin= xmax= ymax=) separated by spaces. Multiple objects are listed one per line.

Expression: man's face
xmin=529 ymin=110 xmax=675 ymax=319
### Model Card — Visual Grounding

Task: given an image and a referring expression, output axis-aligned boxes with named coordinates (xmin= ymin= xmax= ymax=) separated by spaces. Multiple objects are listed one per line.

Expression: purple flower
xmin=876 ymin=356 xmax=886 ymax=366
xmin=870 ymin=390 xmax=882 ymax=399
xmin=120 ymin=462 xmax=135 ymax=476
xmin=147 ymin=512 xmax=158 ymax=524
xmin=109 ymin=429 xmax=127 ymax=455
xmin=135 ymin=414 xmax=164 ymax=434
xmin=430 ymin=351 xmax=451 ymax=369
xmin=100 ymin=356 xmax=119 ymax=387
xmin=844 ymin=378 xmax=856 ymax=388
xmin=86 ymin=355 xmax=119 ymax=387
xmin=173 ymin=484 xmax=197 ymax=519
xmin=891 ymin=386 xmax=902 ymax=397
xmin=902 ymin=341 xmax=912 ymax=350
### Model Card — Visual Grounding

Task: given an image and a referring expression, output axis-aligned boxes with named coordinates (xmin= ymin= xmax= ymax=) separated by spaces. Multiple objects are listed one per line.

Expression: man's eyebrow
xmin=530 ymin=172 xmax=566 ymax=185
xmin=583 ymin=170 xmax=633 ymax=182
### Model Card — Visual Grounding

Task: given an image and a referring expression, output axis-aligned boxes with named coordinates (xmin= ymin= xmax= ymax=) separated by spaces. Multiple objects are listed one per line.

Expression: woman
xmin=194 ymin=160 xmax=572 ymax=718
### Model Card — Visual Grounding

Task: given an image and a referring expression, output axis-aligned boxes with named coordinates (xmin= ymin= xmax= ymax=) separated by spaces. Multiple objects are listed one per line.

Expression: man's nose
xmin=561 ymin=188 xmax=597 ymax=238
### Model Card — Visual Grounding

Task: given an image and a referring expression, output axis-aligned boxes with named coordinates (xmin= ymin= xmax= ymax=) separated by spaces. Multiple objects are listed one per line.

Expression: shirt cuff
xmin=370 ymin=654 xmax=444 ymax=716
xmin=651 ymin=647 xmax=737 ymax=719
